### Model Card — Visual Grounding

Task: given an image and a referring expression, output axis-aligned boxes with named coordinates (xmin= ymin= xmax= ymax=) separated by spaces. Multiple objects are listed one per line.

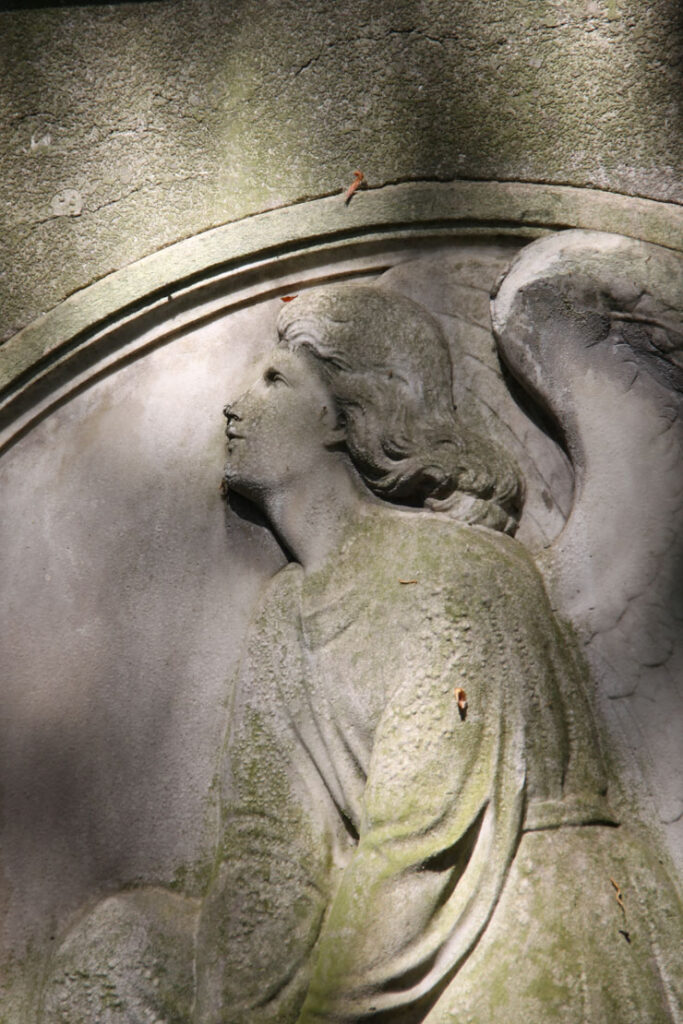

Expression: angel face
xmin=222 ymin=347 xmax=339 ymax=505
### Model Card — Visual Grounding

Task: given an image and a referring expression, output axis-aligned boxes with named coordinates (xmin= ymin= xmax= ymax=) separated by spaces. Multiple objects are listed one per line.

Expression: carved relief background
xmin=0 ymin=202 xmax=681 ymax=1019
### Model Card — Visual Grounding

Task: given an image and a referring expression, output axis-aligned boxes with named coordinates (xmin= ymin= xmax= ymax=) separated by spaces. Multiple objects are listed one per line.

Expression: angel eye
xmin=264 ymin=367 xmax=285 ymax=384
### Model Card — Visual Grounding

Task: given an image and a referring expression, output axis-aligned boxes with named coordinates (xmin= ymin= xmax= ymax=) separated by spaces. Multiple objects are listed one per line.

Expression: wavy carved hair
xmin=277 ymin=285 xmax=523 ymax=533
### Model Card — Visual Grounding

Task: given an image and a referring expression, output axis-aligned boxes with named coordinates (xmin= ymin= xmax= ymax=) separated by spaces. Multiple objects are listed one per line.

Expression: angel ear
xmin=321 ymin=404 xmax=348 ymax=447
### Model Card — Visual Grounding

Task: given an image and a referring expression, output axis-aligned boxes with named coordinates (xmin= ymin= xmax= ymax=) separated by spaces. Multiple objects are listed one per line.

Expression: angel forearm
xmin=296 ymin=833 xmax=456 ymax=1024
xmin=195 ymin=808 xmax=333 ymax=1024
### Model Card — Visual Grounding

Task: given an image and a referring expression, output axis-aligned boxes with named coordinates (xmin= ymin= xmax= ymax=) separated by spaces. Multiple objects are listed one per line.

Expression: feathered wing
xmin=490 ymin=229 xmax=683 ymax=870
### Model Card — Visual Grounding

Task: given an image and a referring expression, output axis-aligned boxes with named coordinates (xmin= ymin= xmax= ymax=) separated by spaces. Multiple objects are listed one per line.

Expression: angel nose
xmin=223 ymin=404 xmax=242 ymax=423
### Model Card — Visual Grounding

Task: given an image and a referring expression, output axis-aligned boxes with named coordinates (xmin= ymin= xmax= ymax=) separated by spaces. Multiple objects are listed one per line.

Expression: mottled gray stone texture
xmin=2 ymin=232 xmax=682 ymax=1022
xmin=1 ymin=0 xmax=681 ymax=342
xmin=22 ymin=256 xmax=682 ymax=1024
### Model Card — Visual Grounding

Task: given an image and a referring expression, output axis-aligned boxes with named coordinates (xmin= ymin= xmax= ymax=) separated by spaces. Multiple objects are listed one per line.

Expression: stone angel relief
xmin=40 ymin=231 xmax=682 ymax=1023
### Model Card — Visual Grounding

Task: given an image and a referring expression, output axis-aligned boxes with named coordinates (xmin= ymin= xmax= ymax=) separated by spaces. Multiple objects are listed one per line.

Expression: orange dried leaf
xmin=281 ymin=295 xmax=298 ymax=302
xmin=344 ymin=170 xmax=365 ymax=205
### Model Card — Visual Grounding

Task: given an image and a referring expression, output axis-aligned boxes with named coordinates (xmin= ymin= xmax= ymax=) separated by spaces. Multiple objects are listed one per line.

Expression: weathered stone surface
xmin=1 ymin=0 xmax=681 ymax=341
xmin=2 ymin=0 xmax=682 ymax=1015
xmin=39 ymin=889 xmax=198 ymax=1024
xmin=20 ymin=269 xmax=681 ymax=1023
xmin=1 ymin=221 xmax=682 ymax=1019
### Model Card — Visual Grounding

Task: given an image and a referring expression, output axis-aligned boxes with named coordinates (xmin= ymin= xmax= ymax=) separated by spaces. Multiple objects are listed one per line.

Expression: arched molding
xmin=1 ymin=179 xmax=681 ymax=453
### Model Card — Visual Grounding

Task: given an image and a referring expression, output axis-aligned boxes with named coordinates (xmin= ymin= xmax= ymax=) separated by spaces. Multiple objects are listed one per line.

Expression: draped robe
xmin=194 ymin=506 xmax=682 ymax=1024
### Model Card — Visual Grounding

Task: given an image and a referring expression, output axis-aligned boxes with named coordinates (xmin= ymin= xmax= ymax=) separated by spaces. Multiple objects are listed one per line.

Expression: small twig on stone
xmin=610 ymin=878 xmax=631 ymax=940
xmin=610 ymin=877 xmax=626 ymax=917
xmin=344 ymin=171 xmax=365 ymax=205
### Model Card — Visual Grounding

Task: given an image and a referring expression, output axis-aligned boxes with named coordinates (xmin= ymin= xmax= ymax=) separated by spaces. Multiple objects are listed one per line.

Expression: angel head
xmin=223 ymin=284 xmax=521 ymax=533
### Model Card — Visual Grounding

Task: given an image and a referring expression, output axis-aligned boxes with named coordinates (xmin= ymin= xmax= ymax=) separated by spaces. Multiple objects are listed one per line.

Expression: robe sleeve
xmin=296 ymin=550 xmax=531 ymax=1023
xmin=195 ymin=566 xmax=341 ymax=1024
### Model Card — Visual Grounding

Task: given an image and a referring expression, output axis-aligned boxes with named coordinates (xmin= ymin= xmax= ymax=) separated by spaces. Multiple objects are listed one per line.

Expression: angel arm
xmin=195 ymin=567 xmax=340 ymax=1024
xmin=296 ymin=552 xmax=530 ymax=1023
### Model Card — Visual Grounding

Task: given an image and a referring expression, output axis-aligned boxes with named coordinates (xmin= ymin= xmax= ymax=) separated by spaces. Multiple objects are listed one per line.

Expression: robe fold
xmin=195 ymin=507 xmax=681 ymax=1024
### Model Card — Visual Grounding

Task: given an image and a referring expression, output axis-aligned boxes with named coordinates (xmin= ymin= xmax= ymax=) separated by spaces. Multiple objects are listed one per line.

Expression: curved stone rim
xmin=1 ymin=179 xmax=681 ymax=453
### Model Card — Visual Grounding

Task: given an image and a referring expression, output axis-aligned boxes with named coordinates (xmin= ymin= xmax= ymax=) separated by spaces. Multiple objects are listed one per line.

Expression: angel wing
xmin=490 ymin=229 xmax=683 ymax=871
